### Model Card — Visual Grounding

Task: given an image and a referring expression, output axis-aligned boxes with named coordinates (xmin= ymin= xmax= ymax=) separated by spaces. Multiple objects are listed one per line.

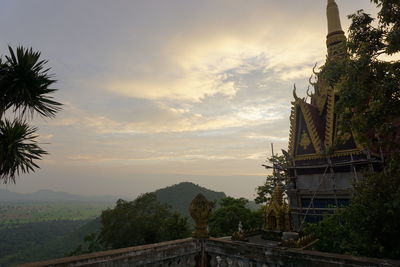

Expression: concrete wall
xmin=296 ymin=172 xmax=355 ymax=191
xmin=18 ymin=238 xmax=400 ymax=267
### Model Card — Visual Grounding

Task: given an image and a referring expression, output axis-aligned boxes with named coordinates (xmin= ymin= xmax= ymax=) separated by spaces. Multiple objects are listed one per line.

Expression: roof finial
xmin=326 ymin=0 xmax=347 ymax=58
xmin=327 ymin=0 xmax=343 ymax=34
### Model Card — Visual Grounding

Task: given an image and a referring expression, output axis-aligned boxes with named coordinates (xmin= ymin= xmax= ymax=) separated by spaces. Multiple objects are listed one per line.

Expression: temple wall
xmin=296 ymin=172 xmax=356 ymax=191
xmin=288 ymin=171 xmax=361 ymax=230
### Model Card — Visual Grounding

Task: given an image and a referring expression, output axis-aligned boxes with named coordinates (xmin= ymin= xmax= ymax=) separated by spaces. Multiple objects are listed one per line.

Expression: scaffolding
xmin=263 ymin=144 xmax=383 ymax=232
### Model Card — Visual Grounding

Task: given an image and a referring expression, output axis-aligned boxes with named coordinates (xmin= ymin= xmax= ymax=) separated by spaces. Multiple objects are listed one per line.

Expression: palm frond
xmin=0 ymin=46 xmax=62 ymax=118
xmin=0 ymin=119 xmax=47 ymax=183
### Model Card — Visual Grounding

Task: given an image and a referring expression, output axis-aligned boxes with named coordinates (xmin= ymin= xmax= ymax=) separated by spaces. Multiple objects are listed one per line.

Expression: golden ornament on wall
xmin=336 ymin=130 xmax=351 ymax=145
xmin=300 ymin=130 xmax=311 ymax=150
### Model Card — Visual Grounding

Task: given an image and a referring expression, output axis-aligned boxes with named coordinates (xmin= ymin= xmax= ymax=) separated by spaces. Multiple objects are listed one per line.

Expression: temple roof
xmin=287 ymin=0 xmax=363 ymax=161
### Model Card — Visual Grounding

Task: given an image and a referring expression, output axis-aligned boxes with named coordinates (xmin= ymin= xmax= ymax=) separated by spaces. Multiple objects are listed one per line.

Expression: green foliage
xmin=332 ymin=2 xmax=400 ymax=148
xmin=70 ymin=183 xmax=227 ymax=255
xmin=209 ymin=197 xmax=262 ymax=237
xmin=0 ymin=46 xmax=61 ymax=183
xmin=0 ymin=120 xmax=47 ymax=181
xmin=306 ymin=156 xmax=400 ymax=259
xmin=0 ymin=201 xmax=111 ymax=266
xmin=304 ymin=211 xmax=351 ymax=255
xmin=0 ymin=220 xmax=88 ymax=266
xmin=0 ymin=46 xmax=61 ymax=117
xmin=255 ymin=155 xmax=288 ymax=204
xmin=87 ymin=193 xmax=191 ymax=251
xmin=371 ymin=0 xmax=400 ymax=54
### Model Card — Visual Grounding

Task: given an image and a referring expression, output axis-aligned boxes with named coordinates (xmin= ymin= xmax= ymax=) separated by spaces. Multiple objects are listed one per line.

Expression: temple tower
xmin=285 ymin=0 xmax=381 ymax=230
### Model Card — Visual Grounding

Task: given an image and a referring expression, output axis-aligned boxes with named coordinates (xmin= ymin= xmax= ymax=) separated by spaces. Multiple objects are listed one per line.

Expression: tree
xmin=81 ymin=193 xmax=191 ymax=251
xmin=255 ymin=155 xmax=289 ymax=204
xmin=334 ymin=2 xmax=400 ymax=152
xmin=209 ymin=197 xmax=262 ymax=237
xmin=0 ymin=46 xmax=61 ymax=183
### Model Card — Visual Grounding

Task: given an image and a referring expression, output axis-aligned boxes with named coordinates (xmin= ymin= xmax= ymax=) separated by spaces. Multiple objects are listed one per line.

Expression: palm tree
xmin=0 ymin=46 xmax=61 ymax=183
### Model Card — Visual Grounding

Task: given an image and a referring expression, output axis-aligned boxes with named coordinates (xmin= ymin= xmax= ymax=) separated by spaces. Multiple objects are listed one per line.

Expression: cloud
xmin=37 ymin=134 xmax=54 ymax=141
xmin=2 ymin=0 xmax=378 ymax=197
xmin=53 ymin=101 xmax=287 ymax=135
xmin=89 ymin=1 xmax=329 ymax=103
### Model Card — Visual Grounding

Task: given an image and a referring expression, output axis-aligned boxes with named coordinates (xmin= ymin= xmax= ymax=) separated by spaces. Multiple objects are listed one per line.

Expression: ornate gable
xmin=286 ymin=0 xmax=367 ymax=161
xmin=288 ymin=83 xmax=364 ymax=160
xmin=288 ymin=95 xmax=324 ymax=159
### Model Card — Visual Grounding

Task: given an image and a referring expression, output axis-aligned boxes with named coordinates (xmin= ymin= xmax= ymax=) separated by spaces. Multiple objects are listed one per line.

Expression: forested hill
xmin=154 ymin=182 xmax=226 ymax=217
xmin=0 ymin=182 xmax=227 ymax=266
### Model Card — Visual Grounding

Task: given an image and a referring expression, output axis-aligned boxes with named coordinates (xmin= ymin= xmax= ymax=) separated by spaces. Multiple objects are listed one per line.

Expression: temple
xmin=14 ymin=1 xmax=400 ymax=266
xmin=286 ymin=0 xmax=381 ymax=229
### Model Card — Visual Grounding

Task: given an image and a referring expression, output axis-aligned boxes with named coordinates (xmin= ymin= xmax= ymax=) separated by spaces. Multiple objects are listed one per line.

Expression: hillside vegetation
xmin=154 ymin=182 xmax=226 ymax=217
xmin=0 ymin=182 xmax=227 ymax=266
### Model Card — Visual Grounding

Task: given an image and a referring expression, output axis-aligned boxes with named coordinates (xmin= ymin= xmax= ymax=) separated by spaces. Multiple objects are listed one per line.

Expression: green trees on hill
xmin=334 ymin=2 xmax=400 ymax=149
xmin=71 ymin=184 xmax=261 ymax=254
xmin=0 ymin=46 xmax=61 ymax=183
xmin=73 ymin=193 xmax=191 ymax=254
xmin=100 ymin=193 xmax=190 ymax=248
xmin=209 ymin=197 xmax=262 ymax=237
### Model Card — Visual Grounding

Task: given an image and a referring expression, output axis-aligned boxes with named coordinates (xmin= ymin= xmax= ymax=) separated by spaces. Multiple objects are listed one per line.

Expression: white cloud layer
xmin=0 ymin=0 xmax=379 ymax=198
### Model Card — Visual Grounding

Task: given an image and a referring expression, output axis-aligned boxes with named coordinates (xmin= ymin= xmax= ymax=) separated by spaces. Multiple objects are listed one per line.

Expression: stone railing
xmin=19 ymin=237 xmax=400 ymax=267
xmin=205 ymin=238 xmax=399 ymax=267
xmin=20 ymin=238 xmax=201 ymax=267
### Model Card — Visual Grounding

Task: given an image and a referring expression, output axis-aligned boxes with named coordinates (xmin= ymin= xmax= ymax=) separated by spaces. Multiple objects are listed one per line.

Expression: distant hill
xmin=0 ymin=182 xmax=227 ymax=266
xmin=0 ymin=188 xmax=120 ymax=202
xmin=154 ymin=182 xmax=226 ymax=217
xmin=67 ymin=182 xmax=226 ymax=247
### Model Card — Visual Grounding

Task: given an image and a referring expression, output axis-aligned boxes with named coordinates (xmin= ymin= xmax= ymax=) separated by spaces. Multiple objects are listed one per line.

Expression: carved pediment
xmin=288 ymin=100 xmax=324 ymax=159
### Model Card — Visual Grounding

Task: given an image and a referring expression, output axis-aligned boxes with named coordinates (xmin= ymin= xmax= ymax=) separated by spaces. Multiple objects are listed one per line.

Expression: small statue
xmin=232 ymin=221 xmax=247 ymax=241
xmin=238 ymin=221 xmax=243 ymax=232
xmin=189 ymin=193 xmax=213 ymax=238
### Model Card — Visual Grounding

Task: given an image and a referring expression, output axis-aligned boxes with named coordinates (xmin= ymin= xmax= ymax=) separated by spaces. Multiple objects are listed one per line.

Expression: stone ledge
xmin=17 ymin=238 xmax=197 ymax=267
xmin=17 ymin=237 xmax=400 ymax=267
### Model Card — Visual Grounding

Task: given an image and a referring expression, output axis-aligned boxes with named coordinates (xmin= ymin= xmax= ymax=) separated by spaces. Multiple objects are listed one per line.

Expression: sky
xmin=0 ymin=0 xmax=378 ymax=199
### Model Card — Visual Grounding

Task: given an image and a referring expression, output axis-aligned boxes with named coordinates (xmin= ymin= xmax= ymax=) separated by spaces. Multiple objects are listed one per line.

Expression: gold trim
xmin=294 ymin=149 xmax=363 ymax=161
xmin=324 ymin=87 xmax=335 ymax=148
xmin=288 ymin=101 xmax=298 ymax=156
xmin=299 ymin=101 xmax=323 ymax=154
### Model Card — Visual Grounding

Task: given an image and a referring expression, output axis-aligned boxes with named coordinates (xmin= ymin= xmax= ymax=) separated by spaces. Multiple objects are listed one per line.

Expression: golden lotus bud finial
xmin=189 ymin=193 xmax=213 ymax=238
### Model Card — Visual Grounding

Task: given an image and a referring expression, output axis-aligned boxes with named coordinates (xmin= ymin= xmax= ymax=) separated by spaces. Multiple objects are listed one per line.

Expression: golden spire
xmin=327 ymin=0 xmax=343 ymax=34
xmin=326 ymin=0 xmax=347 ymax=58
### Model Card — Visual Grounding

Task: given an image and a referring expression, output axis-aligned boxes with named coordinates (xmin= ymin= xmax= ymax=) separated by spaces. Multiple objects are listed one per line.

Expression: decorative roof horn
xmin=306 ymin=85 xmax=313 ymax=97
xmin=293 ymin=84 xmax=299 ymax=100
xmin=309 ymin=74 xmax=317 ymax=87
xmin=312 ymin=62 xmax=319 ymax=75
